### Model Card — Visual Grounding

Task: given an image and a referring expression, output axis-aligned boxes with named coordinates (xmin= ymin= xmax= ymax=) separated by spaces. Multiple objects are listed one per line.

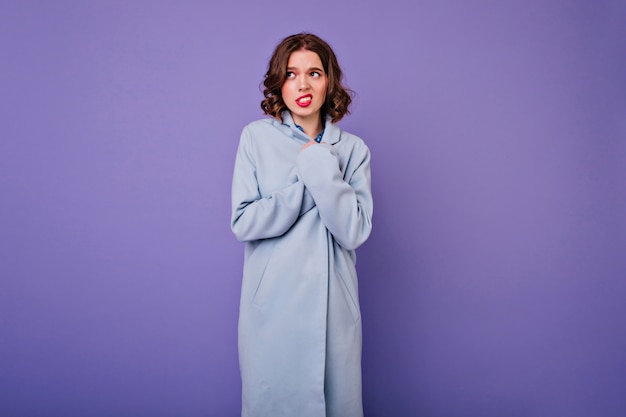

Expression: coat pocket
xmin=242 ymin=241 xmax=277 ymax=306
xmin=336 ymin=269 xmax=361 ymax=324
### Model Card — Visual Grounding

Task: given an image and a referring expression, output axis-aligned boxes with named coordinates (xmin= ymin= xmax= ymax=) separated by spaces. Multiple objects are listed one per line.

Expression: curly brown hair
xmin=261 ymin=33 xmax=353 ymax=124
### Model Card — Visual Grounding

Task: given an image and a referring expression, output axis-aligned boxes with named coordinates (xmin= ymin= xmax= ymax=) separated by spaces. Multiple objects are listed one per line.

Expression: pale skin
xmin=280 ymin=49 xmax=328 ymax=150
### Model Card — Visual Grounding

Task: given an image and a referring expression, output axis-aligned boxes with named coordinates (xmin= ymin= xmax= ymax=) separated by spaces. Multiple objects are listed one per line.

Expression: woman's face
xmin=281 ymin=49 xmax=328 ymax=127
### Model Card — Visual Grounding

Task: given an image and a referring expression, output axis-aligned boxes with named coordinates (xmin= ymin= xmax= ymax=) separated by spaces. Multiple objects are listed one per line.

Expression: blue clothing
xmin=231 ymin=112 xmax=373 ymax=417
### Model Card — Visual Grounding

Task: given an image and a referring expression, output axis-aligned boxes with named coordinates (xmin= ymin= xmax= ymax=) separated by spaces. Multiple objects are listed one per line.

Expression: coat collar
xmin=274 ymin=111 xmax=341 ymax=145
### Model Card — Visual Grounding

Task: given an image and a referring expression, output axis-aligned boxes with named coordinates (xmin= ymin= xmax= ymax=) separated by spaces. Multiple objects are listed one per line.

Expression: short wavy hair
xmin=261 ymin=33 xmax=353 ymax=124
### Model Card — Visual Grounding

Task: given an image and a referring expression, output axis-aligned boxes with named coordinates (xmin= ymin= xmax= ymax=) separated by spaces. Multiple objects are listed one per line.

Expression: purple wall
xmin=1 ymin=1 xmax=624 ymax=416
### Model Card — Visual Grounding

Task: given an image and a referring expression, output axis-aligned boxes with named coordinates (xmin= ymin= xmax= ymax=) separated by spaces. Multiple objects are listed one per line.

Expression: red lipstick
xmin=295 ymin=94 xmax=312 ymax=107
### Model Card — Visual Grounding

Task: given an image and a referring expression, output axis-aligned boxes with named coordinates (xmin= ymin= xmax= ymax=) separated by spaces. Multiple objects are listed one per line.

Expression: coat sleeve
xmin=231 ymin=126 xmax=310 ymax=242
xmin=296 ymin=142 xmax=373 ymax=250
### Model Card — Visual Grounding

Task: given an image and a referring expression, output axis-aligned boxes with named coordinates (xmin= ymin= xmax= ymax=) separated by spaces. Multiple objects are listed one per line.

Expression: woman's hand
xmin=300 ymin=140 xmax=325 ymax=151
xmin=301 ymin=140 xmax=317 ymax=151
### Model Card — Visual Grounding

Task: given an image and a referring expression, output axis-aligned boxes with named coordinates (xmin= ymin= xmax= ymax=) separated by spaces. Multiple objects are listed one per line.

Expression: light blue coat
xmin=231 ymin=112 xmax=373 ymax=417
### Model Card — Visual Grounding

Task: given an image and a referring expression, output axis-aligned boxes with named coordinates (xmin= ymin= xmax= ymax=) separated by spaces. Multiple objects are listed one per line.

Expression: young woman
xmin=231 ymin=33 xmax=373 ymax=417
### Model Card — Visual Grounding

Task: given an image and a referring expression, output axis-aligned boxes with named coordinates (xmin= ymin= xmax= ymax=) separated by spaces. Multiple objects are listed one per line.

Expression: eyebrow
xmin=286 ymin=66 xmax=325 ymax=72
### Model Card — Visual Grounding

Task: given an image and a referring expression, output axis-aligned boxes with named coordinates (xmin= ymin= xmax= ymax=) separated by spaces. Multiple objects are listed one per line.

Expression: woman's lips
xmin=296 ymin=94 xmax=312 ymax=107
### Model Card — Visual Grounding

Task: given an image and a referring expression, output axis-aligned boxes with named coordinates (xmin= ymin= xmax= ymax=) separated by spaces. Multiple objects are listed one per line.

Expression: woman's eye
xmin=311 ymin=71 xmax=320 ymax=77
xmin=286 ymin=71 xmax=295 ymax=78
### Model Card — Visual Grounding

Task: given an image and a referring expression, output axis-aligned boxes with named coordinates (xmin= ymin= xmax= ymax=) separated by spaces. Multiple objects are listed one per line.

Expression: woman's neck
xmin=292 ymin=115 xmax=323 ymax=140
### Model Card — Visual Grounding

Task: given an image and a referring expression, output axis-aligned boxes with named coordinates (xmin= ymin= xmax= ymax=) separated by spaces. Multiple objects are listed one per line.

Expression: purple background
xmin=1 ymin=1 xmax=625 ymax=416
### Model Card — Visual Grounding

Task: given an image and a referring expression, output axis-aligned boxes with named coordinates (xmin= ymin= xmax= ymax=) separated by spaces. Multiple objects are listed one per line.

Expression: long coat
xmin=231 ymin=112 xmax=373 ymax=417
